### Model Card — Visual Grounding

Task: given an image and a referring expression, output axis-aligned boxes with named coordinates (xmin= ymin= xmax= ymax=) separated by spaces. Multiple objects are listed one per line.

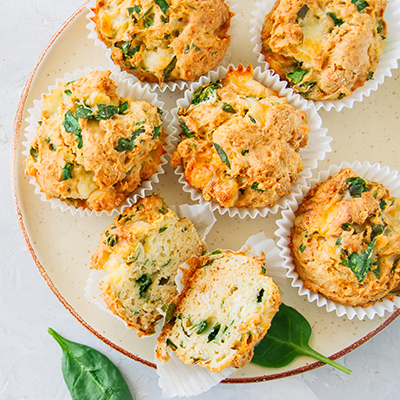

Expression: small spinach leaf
xmin=48 ymin=328 xmax=133 ymax=400
xmin=155 ymin=0 xmax=169 ymax=14
xmin=136 ymin=274 xmax=152 ymax=298
xmin=221 ymin=102 xmax=236 ymax=113
xmin=191 ymin=81 xmax=222 ymax=105
xmin=252 ymin=304 xmax=351 ymax=374
xmin=179 ymin=119 xmax=196 ymax=138
xmin=327 ymin=12 xmax=344 ymax=27
xmin=30 ymin=147 xmax=38 ymax=162
xmin=351 ymin=0 xmax=369 ymax=12
xmin=63 ymin=110 xmax=80 ymax=133
xmin=61 ymin=163 xmax=74 ymax=181
xmin=213 ymin=143 xmax=231 ymax=169
xmin=345 ymin=176 xmax=369 ymax=197
xmin=340 ymin=238 xmax=377 ymax=282
xmin=163 ymin=56 xmax=177 ymax=80
xmin=115 ymin=127 xmax=145 ymax=152
xmin=287 ymin=67 xmax=310 ymax=84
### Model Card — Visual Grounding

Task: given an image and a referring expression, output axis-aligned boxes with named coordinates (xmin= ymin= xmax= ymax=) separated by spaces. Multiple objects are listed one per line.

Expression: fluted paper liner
xmin=250 ymin=0 xmax=400 ymax=112
xmin=170 ymin=64 xmax=331 ymax=219
xmin=22 ymin=66 xmax=173 ymax=217
xmin=275 ymin=160 xmax=400 ymax=320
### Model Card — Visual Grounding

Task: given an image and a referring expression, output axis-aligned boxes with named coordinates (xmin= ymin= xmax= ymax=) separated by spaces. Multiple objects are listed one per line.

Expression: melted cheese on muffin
xmin=261 ymin=0 xmax=387 ymax=100
xmin=91 ymin=195 xmax=205 ymax=336
xmin=25 ymin=70 xmax=165 ymax=211
xmin=156 ymin=250 xmax=281 ymax=372
xmin=91 ymin=0 xmax=232 ymax=84
xmin=171 ymin=64 xmax=310 ymax=209
xmin=290 ymin=169 xmax=400 ymax=307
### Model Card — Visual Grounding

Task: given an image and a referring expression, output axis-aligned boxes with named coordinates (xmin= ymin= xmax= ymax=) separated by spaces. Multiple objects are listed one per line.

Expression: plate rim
xmin=10 ymin=1 xmax=400 ymax=384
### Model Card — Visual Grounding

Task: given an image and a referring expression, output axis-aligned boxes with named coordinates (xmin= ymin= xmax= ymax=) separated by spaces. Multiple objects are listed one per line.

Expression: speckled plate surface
xmin=11 ymin=1 xmax=400 ymax=384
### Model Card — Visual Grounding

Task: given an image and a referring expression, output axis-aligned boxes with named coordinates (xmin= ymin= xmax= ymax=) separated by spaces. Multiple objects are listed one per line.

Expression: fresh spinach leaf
xmin=155 ymin=0 xmax=169 ymax=14
xmin=327 ymin=12 xmax=344 ymax=27
xmin=106 ymin=234 xmax=117 ymax=247
xmin=48 ymin=328 xmax=133 ymax=400
xmin=252 ymin=304 xmax=351 ymax=374
xmin=163 ymin=56 xmax=177 ymax=80
xmin=95 ymin=104 xmax=119 ymax=120
xmin=61 ymin=163 xmax=74 ymax=181
xmin=345 ymin=176 xmax=369 ymax=198
xmin=257 ymin=288 xmax=265 ymax=303
xmin=213 ymin=143 xmax=231 ymax=169
xmin=340 ymin=238 xmax=377 ymax=282
xmin=287 ymin=67 xmax=310 ymax=84
xmin=191 ymin=81 xmax=222 ymax=105
xmin=144 ymin=7 xmax=155 ymax=28
xmin=351 ymin=0 xmax=369 ymax=12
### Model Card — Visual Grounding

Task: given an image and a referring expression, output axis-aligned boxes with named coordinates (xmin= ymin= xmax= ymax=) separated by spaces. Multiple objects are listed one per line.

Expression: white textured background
xmin=1 ymin=1 xmax=400 ymax=399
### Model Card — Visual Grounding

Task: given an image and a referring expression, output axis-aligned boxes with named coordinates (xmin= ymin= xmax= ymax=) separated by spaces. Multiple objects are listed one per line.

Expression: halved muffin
xmin=91 ymin=195 xmax=205 ymax=336
xmin=156 ymin=249 xmax=281 ymax=372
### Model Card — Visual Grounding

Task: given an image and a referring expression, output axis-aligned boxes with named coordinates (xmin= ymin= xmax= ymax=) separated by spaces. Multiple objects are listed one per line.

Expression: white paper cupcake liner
xmin=84 ymin=203 xmax=217 ymax=329
xmin=22 ymin=65 xmax=173 ymax=217
xmin=275 ymin=160 xmax=400 ymax=320
xmin=156 ymin=231 xmax=287 ymax=398
xmin=85 ymin=0 xmax=238 ymax=93
xmin=170 ymin=64 xmax=331 ymax=219
xmin=250 ymin=0 xmax=400 ymax=112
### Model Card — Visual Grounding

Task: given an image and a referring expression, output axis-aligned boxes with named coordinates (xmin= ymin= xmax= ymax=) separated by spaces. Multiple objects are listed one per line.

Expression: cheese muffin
xmin=156 ymin=249 xmax=281 ymax=372
xmin=25 ymin=70 xmax=165 ymax=212
xmin=171 ymin=65 xmax=310 ymax=209
xmin=261 ymin=0 xmax=387 ymax=100
xmin=91 ymin=0 xmax=232 ymax=84
xmin=290 ymin=169 xmax=400 ymax=307
xmin=91 ymin=195 xmax=205 ymax=336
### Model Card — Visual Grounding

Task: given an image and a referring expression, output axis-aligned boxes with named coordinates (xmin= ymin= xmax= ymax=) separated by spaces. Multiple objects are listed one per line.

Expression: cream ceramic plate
xmin=11 ymin=1 xmax=400 ymax=383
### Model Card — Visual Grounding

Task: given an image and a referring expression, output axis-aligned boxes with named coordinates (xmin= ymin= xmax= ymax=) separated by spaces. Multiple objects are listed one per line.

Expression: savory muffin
xmin=25 ymin=70 xmax=165 ymax=212
xmin=91 ymin=195 xmax=205 ymax=336
xmin=156 ymin=249 xmax=281 ymax=372
xmin=261 ymin=0 xmax=387 ymax=100
xmin=171 ymin=65 xmax=310 ymax=209
xmin=290 ymin=169 xmax=400 ymax=307
xmin=91 ymin=0 xmax=232 ymax=84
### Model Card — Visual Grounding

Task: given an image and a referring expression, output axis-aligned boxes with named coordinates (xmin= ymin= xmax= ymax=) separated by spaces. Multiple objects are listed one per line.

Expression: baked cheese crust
xmin=290 ymin=169 xmax=400 ymax=307
xmin=171 ymin=65 xmax=309 ymax=208
xmin=261 ymin=0 xmax=387 ymax=100
xmin=156 ymin=249 xmax=281 ymax=372
xmin=91 ymin=195 xmax=205 ymax=336
xmin=25 ymin=70 xmax=165 ymax=211
xmin=91 ymin=0 xmax=232 ymax=84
